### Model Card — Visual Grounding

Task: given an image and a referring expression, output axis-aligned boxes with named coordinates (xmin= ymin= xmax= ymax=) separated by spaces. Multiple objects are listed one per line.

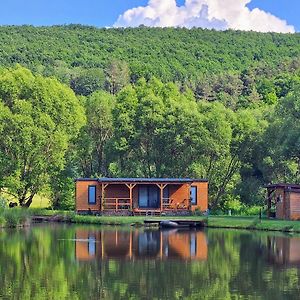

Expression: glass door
xmin=138 ymin=186 xmax=148 ymax=208
xmin=138 ymin=185 xmax=160 ymax=208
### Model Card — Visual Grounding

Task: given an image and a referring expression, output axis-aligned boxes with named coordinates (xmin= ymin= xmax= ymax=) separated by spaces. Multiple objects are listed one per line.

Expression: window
xmin=88 ymin=185 xmax=96 ymax=204
xmin=138 ymin=185 xmax=159 ymax=208
xmin=190 ymin=186 xmax=197 ymax=205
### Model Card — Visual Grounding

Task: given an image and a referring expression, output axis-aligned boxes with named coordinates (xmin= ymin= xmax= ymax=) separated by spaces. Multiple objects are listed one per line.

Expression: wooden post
xmin=126 ymin=183 xmax=136 ymax=210
xmin=157 ymin=184 xmax=168 ymax=212
xmin=101 ymin=183 xmax=108 ymax=211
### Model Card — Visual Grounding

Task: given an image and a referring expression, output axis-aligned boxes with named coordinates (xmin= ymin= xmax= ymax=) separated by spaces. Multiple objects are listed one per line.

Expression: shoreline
xmin=2 ymin=209 xmax=300 ymax=233
xmin=30 ymin=212 xmax=300 ymax=234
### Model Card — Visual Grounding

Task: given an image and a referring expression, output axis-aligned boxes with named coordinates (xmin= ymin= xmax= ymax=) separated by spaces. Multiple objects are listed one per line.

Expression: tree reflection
xmin=0 ymin=226 xmax=299 ymax=299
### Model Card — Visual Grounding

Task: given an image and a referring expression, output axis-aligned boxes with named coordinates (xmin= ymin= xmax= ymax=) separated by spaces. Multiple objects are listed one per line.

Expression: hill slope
xmin=0 ymin=25 xmax=300 ymax=82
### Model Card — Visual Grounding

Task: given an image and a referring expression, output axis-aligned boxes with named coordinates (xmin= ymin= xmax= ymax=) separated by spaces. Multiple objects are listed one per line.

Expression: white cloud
xmin=114 ymin=0 xmax=295 ymax=33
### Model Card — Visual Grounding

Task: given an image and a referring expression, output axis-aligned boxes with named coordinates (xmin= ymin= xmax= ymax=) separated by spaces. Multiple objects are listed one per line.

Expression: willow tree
xmin=0 ymin=65 xmax=85 ymax=207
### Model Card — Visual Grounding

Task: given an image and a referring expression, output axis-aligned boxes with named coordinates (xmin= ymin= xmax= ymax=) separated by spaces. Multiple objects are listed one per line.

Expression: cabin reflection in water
xmin=75 ymin=229 xmax=208 ymax=261
xmin=267 ymin=236 xmax=300 ymax=267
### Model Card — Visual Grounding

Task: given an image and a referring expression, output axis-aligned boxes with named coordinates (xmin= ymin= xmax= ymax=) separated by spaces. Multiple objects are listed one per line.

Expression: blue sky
xmin=0 ymin=0 xmax=298 ymax=32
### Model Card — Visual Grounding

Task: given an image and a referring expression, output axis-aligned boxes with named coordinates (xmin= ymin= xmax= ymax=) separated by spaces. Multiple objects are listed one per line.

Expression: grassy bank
xmin=0 ymin=208 xmax=31 ymax=228
xmin=27 ymin=210 xmax=300 ymax=233
xmin=3 ymin=208 xmax=300 ymax=233
xmin=206 ymin=216 xmax=300 ymax=232
xmin=70 ymin=215 xmax=300 ymax=232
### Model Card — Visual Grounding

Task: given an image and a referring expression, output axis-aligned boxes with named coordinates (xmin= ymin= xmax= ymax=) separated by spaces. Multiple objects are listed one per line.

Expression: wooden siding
xmin=289 ymin=192 xmax=300 ymax=220
xmin=169 ymin=184 xmax=190 ymax=209
xmin=105 ymin=184 xmax=129 ymax=198
xmin=274 ymin=188 xmax=285 ymax=219
xmin=191 ymin=181 xmax=208 ymax=212
xmin=76 ymin=180 xmax=101 ymax=212
xmin=76 ymin=179 xmax=209 ymax=213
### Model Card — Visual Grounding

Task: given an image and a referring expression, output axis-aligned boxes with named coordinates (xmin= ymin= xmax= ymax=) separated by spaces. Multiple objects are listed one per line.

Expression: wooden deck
xmin=144 ymin=219 xmax=205 ymax=228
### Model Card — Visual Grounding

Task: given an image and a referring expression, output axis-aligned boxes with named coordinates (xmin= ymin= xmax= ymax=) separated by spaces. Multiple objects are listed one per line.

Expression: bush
xmin=240 ymin=205 xmax=263 ymax=216
xmin=0 ymin=196 xmax=8 ymax=214
xmin=3 ymin=208 xmax=30 ymax=227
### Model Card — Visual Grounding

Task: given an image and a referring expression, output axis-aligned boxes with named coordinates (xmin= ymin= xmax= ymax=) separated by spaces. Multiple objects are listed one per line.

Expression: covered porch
xmin=99 ymin=178 xmax=194 ymax=213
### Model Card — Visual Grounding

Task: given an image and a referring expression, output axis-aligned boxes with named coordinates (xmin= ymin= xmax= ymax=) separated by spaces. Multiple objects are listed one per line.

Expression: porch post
xmin=126 ymin=183 xmax=136 ymax=210
xmin=157 ymin=184 xmax=168 ymax=212
xmin=101 ymin=183 xmax=108 ymax=211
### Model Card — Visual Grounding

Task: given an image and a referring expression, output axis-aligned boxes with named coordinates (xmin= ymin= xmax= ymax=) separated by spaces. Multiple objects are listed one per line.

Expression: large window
xmin=88 ymin=185 xmax=97 ymax=204
xmin=190 ymin=186 xmax=197 ymax=205
xmin=138 ymin=185 xmax=160 ymax=208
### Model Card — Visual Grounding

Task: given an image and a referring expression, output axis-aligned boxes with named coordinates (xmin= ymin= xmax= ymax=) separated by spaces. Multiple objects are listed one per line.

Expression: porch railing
xmin=162 ymin=198 xmax=190 ymax=210
xmin=102 ymin=198 xmax=131 ymax=210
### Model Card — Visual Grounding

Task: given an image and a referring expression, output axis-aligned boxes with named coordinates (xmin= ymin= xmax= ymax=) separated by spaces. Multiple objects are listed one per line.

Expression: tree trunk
xmin=23 ymin=194 xmax=35 ymax=208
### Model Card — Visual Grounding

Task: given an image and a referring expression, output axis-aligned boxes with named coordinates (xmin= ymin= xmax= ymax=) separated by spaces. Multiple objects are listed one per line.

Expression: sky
xmin=0 ymin=0 xmax=298 ymax=33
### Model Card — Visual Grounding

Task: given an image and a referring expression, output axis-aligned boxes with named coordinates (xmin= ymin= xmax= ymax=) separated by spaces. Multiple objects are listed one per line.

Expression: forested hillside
xmin=1 ymin=25 xmax=300 ymax=211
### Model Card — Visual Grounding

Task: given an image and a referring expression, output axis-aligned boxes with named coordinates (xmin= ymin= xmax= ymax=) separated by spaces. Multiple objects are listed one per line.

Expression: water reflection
xmin=267 ymin=236 xmax=300 ymax=267
xmin=1 ymin=225 xmax=300 ymax=299
xmin=75 ymin=228 xmax=208 ymax=261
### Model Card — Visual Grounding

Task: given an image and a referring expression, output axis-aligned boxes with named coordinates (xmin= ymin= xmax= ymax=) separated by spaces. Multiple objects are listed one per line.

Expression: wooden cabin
xmin=266 ymin=183 xmax=300 ymax=220
xmin=75 ymin=178 xmax=208 ymax=215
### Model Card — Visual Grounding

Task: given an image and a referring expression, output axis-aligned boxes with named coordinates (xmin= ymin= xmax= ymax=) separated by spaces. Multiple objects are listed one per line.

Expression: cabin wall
xmin=75 ymin=180 xmax=209 ymax=213
xmin=105 ymin=184 xmax=129 ymax=199
xmin=76 ymin=180 xmax=101 ymax=212
xmin=169 ymin=184 xmax=190 ymax=208
xmin=288 ymin=192 xmax=300 ymax=220
xmin=191 ymin=182 xmax=208 ymax=212
xmin=274 ymin=188 xmax=285 ymax=219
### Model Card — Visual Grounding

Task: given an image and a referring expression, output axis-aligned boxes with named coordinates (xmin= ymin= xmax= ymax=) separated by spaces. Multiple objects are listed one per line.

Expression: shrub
xmin=3 ymin=208 xmax=30 ymax=227
xmin=0 ymin=196 xmax=8 ymax=215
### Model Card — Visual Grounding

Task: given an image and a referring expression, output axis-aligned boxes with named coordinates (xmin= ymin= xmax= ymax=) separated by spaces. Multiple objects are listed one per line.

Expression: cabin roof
xmin=265 ymin=183 xmax=300 ymax=190
xmin=75 ymin=177 xmax=208 ymax=183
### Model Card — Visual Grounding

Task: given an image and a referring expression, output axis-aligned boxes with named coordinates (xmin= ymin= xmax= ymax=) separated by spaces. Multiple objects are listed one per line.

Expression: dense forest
xmin=1 ymin=25 xmax=300 ymax=211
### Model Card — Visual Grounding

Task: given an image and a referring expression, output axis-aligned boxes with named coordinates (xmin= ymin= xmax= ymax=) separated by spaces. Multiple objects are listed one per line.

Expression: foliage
xmin=0 ymin=65 xmax=85 ymax=207
xmin=1 ymin=26 xmax=300 ymax=209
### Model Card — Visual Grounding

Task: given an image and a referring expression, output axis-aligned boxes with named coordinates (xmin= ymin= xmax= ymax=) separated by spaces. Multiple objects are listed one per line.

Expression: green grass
xmin=206 ymin=215 xmax=300 ymax=232
xmin=61 ymin=214 xmax=300 ymax=232
xmin=30 ymin=195 xmax=50 ymax=208
xmin=3 ymin=208 xmax=300 ymax=233
xmin=0 ymin=208 xmax=31 ymax=228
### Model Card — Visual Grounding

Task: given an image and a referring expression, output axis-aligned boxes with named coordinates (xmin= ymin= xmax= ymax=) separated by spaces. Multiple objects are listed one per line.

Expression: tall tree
xmin=105 ymin=60 xmax=130 ymax=95
xmin=0 ymin=66 xmax=85 ymax=207
xmin=77 ymin=91 xmax=115 ymax=177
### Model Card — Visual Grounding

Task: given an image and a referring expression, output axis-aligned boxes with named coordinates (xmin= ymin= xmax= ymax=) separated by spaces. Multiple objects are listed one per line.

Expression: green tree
xmin=0 ymin=66 xmax=85 ymax=207
xmin=77 ymin=91 xmax=115 ymax=177
xmin=105 ymin=60 xmax=130 ymax=95
xmin=70 ymin=68 xmax=105 ymax=96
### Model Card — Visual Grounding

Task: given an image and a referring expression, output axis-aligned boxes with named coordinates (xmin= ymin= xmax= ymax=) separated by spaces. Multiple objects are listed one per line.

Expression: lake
xmin=0 ymin=225 xmax=300 ymax=299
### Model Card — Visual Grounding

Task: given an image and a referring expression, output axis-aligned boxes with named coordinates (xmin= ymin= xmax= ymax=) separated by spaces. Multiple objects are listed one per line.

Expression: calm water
xmin=1 ymin=225 xmax=300 ymax=300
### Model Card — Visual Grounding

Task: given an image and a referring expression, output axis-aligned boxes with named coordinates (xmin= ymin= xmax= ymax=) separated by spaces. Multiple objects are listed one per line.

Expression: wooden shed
xmin=75 ymin=178 xmax=208 ymax=215
xmin=266 ymin=183 xmax=300 ymax=220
